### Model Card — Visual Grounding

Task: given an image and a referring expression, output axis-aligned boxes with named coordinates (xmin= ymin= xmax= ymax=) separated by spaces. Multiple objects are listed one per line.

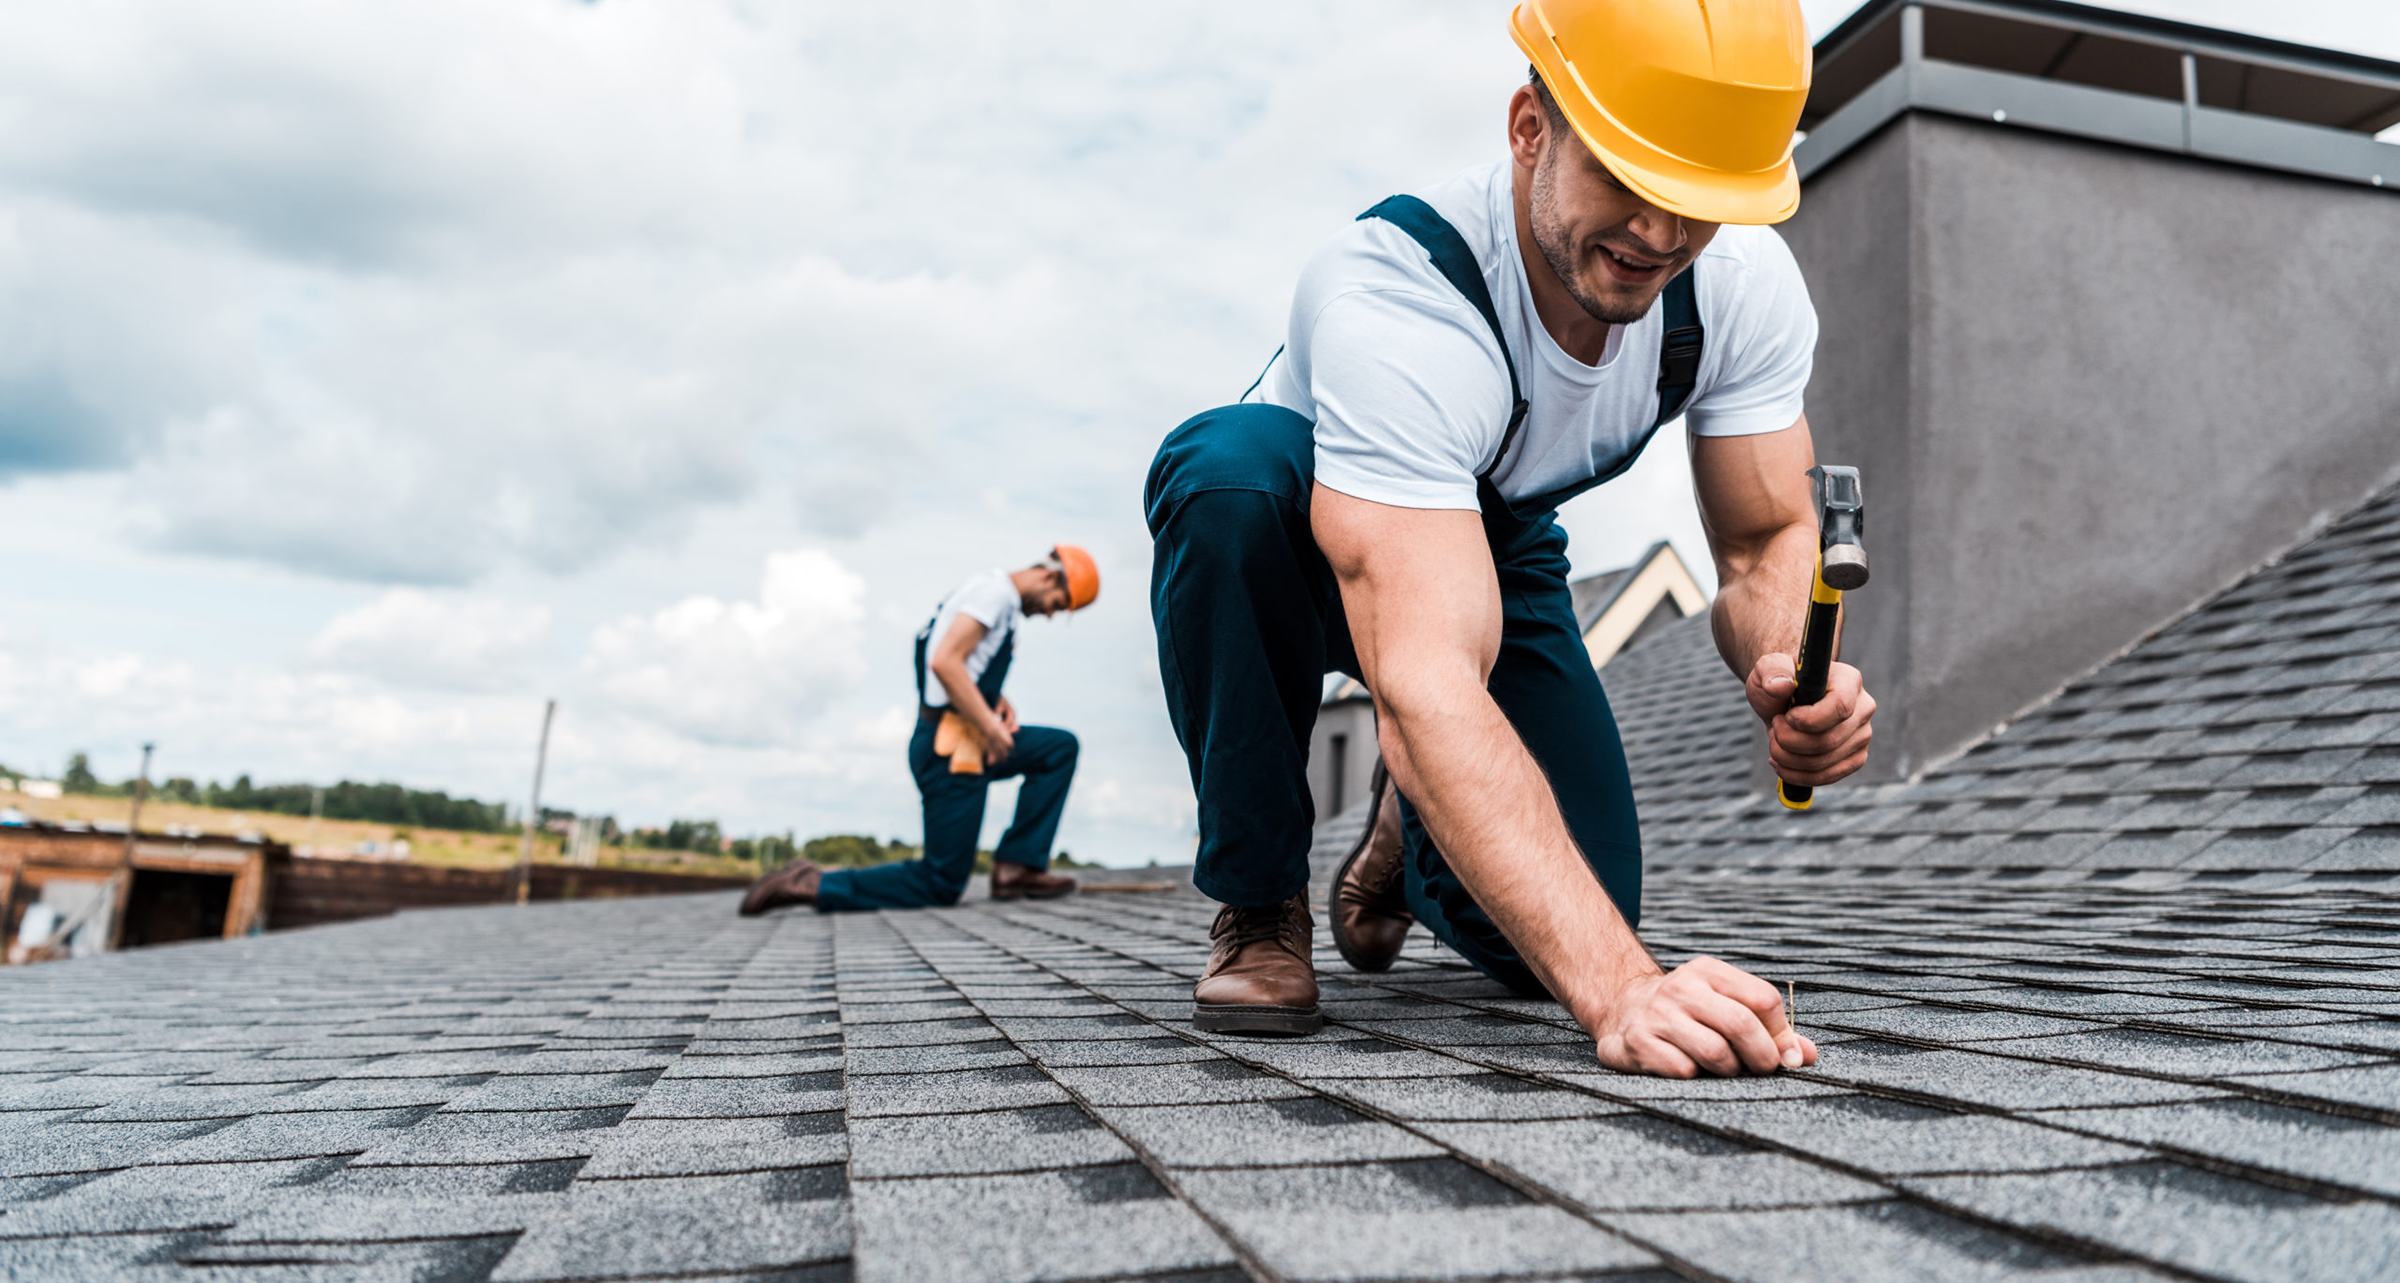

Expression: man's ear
xmin=1507 ymin=84 xmax=1548 ymax=173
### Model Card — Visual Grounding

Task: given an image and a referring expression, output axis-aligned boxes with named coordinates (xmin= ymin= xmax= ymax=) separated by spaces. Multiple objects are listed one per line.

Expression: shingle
xmin=657 ymin=1051 xmax=843 ymax=1078
xmin=491 ymin=1175 xmax=849 ymax=1281
xmin=0 ymin=1231 xmax=196 ymax=1278
xmin=260 ymin=1078 xmax=467 ymax=1112
xmin=2038 ymin=1098 xmax=2400 ymax=1198
xmin=2184 ymin=827 xmax=2352 ymax=870
xmin=847 ymin=1166 xmax=1232 ymax=1283
xmin=1605 ymin=1200 xmax=2105 ymax=1282
xmin=1422 ymin=1114 xmax=1882 ymax=1211
xmin=1013 ymin=1037 xmax=1223 ymax=1068
xmin=842 ymin=1064 xmax=1069 ymax=1117
xmin=1662 ymin=1094 xmax=2142 ymax=1176
xmin=435 ymin=1071 xmax=661 ymax=1113
xmin=577 ymin=1115 xmax=845 ymax=1179
xmin=1549 ymin=1070 xmax=1854 ymax=1102
xmin=1177 ymin=1160 xmax=1656 ymax=1280
xmin=346 ymin=1108 xmax=623 ymax=1166
xmin=1308 ymin=1073 xmax=1634 ymax=1121
xmin=1798 ymin=1039 xmax=2222 ymax=1110
xmin=308 ymin=1159 xmax=589 ymax=1198
xmin=985 ymin=1016 xmax=1174 ymax=1044
xmin=1999 ymin=1028 xmax=2378 ymax=1077
xmin=849 ymin=1104 xmax=1130 ymax=1178
xmin=2232 ymin=1061 xmax=2400 ymax=1113
xmin=0 ymin=1158 xmax=329 ymax=1237
xmin=622 ymin=1074 xmax=842 ymax=1119
xmin=845 ymin=1040 xmax=1028 ymax=1074
xmin=141 ymin=1110 xmax=424 ymax=1166
xmin=1961 ymin=987 xmax=2230 ymax=1017
xmin=1046 ymin=1059 xmax=1313 ymax=1107
xmin=1909 ymin=1161 xmax=2400 ymax=1282
xmin=840 ymin=1016 xmax=1000 ymax=1047
xmin=1823 ymin=1005 xmax=2111 ymax=1043
xmin=1207 ymin=1036 xmax=1473 ymax=1079
xmin=212 ymin=1191 xmax=567 ymax=1244
xmin=1098 ymin=1098 xmax=1442 ymax=1168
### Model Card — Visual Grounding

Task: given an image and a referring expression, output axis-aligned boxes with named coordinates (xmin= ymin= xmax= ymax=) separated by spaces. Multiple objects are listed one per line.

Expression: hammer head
xmin=1807 ymin=464 xmax=1869 ymax=592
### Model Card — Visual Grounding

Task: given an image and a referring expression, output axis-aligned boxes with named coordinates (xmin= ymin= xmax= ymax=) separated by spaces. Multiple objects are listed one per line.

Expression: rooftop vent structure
xmin=1777 ymin=0 xmax=2400 ymax=789
xmin=1801 ymin=0 xmax=2400 ymax=189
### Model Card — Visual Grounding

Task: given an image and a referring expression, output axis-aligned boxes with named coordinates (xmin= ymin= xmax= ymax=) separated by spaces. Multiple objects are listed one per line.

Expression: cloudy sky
xmin=5 ymin=0 xmax=2396 ymax=865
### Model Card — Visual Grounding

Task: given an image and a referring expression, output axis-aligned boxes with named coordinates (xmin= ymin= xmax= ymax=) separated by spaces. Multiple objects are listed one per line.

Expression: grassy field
xmin=3 ymin=792 xmax=766 ymax=879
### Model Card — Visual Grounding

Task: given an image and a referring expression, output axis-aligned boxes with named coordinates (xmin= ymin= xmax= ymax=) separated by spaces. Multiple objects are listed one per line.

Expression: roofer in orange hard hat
xmin=1143 ymin=0 xmax=1876 ymax=1076
xmin=741 ymin=545 xmax=1101 ymax=914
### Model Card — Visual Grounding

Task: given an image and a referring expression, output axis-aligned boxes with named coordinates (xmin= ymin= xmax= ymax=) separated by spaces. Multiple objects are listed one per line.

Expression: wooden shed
xmin=1 ymin=823 xmax=283 ymax=962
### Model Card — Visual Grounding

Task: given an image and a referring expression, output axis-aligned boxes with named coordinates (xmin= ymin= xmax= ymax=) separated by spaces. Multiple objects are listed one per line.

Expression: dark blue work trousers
xmin=813 ymin=717 xmax=1078 ymax=913
xmin=1144 ymin=403 xmax=1642 ymax=996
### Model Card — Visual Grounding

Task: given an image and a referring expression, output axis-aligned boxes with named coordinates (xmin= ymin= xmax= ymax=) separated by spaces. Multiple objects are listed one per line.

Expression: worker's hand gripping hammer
xmin=1776 ymin=465 xmax=1868 ymax=811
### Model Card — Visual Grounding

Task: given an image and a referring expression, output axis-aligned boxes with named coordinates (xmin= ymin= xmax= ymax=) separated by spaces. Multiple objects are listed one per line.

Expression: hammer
xmin=1776 ymin=464 xmax=1868 ymax=811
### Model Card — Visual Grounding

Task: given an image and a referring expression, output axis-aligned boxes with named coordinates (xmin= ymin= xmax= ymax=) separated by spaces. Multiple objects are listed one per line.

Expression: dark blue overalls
xmin=811 ymin=606 xmax=1080 ymax=913
xmin=1144 ymin=196 xmax=1702 ymax=995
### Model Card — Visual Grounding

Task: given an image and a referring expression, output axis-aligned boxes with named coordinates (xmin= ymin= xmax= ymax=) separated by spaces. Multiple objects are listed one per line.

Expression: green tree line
xmin=50 ymin=751 xmax=512 ymax=833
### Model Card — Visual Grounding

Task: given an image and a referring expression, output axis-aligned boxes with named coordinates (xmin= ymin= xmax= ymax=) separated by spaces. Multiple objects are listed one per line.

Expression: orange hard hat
xmin=1053 ymin=544 xmax=1100 ymax=611
xmin=1511 ymin=0 xmax=1812 ymax=225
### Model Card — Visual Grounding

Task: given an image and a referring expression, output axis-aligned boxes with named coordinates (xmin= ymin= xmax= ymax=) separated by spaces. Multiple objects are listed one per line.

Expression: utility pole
xmin=515 ymin=699 xmax=557 ymax=905
xmin=119 ymin=743 xmax=154 ymax=871
xmin=107 ymin=743 xmax=154 ymax=950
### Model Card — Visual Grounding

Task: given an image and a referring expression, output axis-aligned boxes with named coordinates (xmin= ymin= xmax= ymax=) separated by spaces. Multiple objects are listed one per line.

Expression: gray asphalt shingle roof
xmin=1610 ymin=481 xmax=2400 ymax=886
xmin=6 ymin=858 xmax=2399 ymax=1281
xmin=3 ymin=487 xmax=2396 ymax=1281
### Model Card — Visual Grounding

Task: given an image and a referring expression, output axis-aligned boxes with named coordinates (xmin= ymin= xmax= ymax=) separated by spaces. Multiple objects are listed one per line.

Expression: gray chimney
xmin=1774 ymin=0 xmax=2400 ymax=785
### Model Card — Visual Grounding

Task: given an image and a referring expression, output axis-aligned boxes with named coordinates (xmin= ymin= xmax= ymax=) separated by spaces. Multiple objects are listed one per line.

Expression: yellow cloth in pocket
xmin=933 ymin=711 xmax=986 ymax=775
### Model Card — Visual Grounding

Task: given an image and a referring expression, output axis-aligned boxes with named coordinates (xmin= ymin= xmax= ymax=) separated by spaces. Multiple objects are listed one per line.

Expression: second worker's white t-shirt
xmin=919 ymin=569 xmax=1022 ymax=708
xmin=1265 ymin=158 xmax=1817 ymax=512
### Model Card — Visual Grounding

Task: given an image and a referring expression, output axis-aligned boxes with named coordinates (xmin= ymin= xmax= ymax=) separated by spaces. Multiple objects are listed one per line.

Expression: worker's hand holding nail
xmin=1587 ymin=957 xmax=1819 ymax=1078
xmin=1747 ymin=653 xmax=1875 ymax=787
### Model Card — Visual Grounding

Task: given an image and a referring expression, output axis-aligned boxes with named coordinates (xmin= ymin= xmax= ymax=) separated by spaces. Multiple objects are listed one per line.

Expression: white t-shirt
xmin=1266 ymin=158 xmax=1816 ymax=511
xmin=919 ymin=569 xmax=1022 ymax=708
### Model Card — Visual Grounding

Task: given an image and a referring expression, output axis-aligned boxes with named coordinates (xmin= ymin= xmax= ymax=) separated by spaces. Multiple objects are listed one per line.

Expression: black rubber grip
xmin=1779 ymin=596 xmax=1842 ymax=807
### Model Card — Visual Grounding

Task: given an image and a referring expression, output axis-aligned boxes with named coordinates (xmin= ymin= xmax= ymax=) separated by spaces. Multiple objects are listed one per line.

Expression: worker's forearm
xmin=1376 ymin=677 xmax=1661 ymax=1028
xmin=930 ymin=662 xmax=999 ymax=731
xmin=1709 ymin=520 xmax=1819 ymax=676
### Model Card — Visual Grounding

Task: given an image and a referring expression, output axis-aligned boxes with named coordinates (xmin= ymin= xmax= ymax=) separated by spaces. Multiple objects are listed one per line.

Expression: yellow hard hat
xmin=1511 ymin=0 xmax=1811 ymax=225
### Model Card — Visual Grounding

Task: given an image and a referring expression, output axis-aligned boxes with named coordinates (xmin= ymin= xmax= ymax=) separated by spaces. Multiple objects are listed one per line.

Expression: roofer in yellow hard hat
xmin=740 ymin=545 xmax=1101 ymax=914
xmin=1143 ymin=0 xmax=1876 ymax=1075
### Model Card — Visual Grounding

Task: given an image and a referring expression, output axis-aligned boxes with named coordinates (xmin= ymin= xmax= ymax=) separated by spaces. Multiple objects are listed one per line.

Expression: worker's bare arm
xmin=929 ymin=615 xmax=1014 ymax=761
xmin=1313 ymin=482 xmax=1813 ymax=1076
xmin=1691 ymin=417 xmax=1875 ymax=787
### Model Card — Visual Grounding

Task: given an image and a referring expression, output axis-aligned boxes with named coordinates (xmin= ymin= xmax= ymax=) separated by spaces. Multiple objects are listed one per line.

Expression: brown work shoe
xmin=739 ymin=859 xmax=824 ymax=916
xmin=1192 ymin=894 xmax=1322 ymax=1036
xmin=990 ymin=862 xmax=1077 ymax=901
xmin=1329 ymin=763 xmax=1413 ymax=973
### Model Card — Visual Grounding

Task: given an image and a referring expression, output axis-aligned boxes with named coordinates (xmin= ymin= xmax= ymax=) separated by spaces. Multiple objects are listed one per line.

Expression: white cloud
xmin=9 ymin=0 xmax=2395 ymax=865
xmin=582 ymin=548 xmax=867 ymax=747
xmin=306 ymin=588 xmax=551 ymax=692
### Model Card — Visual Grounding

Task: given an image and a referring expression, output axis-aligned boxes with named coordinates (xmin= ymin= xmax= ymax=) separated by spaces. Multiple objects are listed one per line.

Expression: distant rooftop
xmin=1800 ymin=0 xmax=2400 ymax=189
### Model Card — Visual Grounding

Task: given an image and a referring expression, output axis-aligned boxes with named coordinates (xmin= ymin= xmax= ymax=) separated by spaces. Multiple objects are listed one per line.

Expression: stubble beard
xmin=1528 ymin=148 xmax=1664 ymax=327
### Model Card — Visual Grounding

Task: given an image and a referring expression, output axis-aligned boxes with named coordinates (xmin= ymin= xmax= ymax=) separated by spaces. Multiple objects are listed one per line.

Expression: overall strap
xmin=1356 ymin=196 xmax=1529 ymax=478
xmin=912 ymin=621 xmax=932 ymax=705
xmin=1652 ymin=268 xmax=1703 ymax=428
xmin=977 ymin=630 xmax=1014 ymax=706
xmin=915 ymin=606 xmax=1016 ymax=708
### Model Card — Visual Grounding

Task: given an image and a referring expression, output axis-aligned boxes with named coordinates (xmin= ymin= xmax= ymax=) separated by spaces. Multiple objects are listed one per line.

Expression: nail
xmin=1781 ymin=1045 xmax=1803 ymax=1069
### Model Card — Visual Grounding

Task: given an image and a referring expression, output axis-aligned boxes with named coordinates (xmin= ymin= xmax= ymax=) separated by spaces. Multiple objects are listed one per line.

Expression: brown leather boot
xmin=739 ymin=859 xmax=824 ymax=916
xmin=1329 ymin=763 xmax=1413 ymax=973
xmin=1192 ymin=894 xmax=1322 ymax=1036
xmin=990 ymin=861 xmax=1077 ymax=901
